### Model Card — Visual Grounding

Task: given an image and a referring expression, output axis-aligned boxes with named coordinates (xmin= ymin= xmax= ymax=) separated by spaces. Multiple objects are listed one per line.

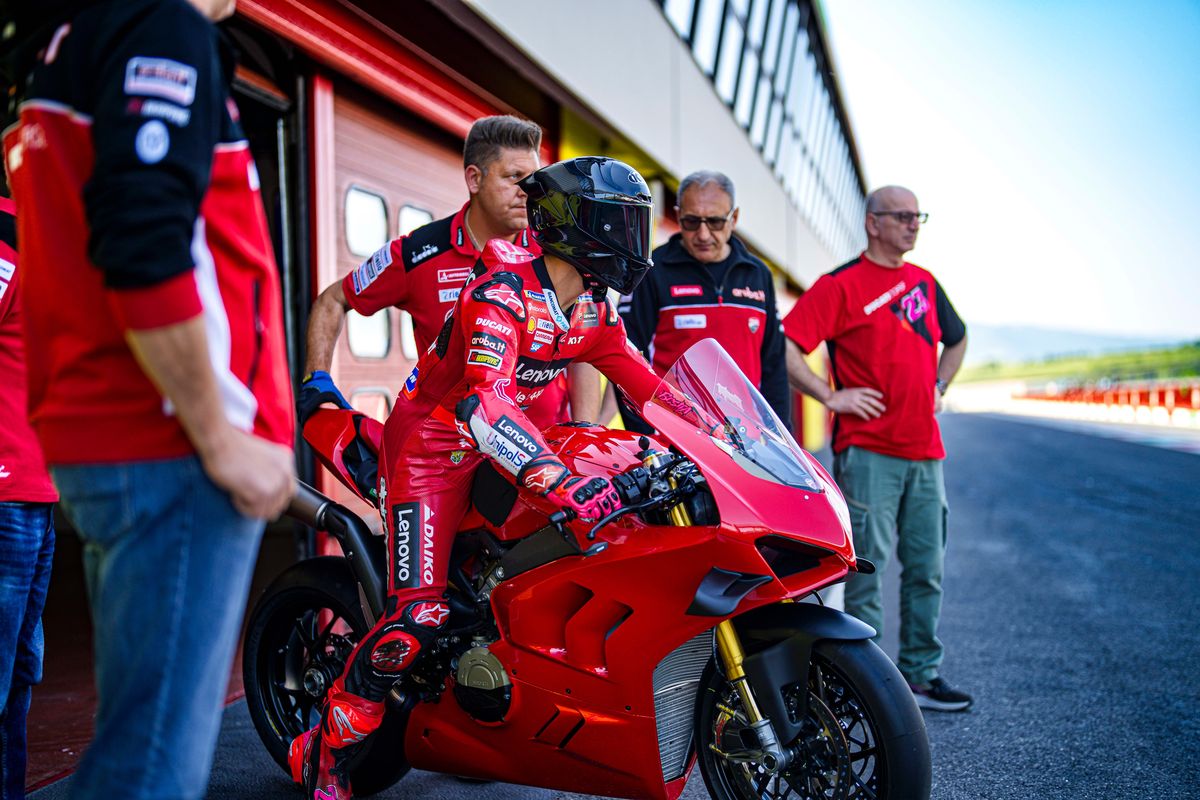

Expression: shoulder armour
xmin=471 ymin=271 xmax=527 ymax=323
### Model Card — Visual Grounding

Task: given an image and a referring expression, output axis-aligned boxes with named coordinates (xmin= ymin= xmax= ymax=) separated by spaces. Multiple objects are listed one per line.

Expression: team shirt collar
xmin=452 ymin=201 xmax=536 ymax=257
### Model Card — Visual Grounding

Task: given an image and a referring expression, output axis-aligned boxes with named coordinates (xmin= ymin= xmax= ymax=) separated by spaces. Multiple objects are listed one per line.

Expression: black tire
xmin=697 ymin=638 xmax=931 ymax=800
xmin=242 ymin=557 xmax=410 ymax=796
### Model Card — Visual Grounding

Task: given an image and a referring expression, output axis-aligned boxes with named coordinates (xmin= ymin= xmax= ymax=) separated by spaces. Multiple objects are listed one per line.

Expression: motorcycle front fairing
xmin=639 ymin=338 xmax=858 ymax=568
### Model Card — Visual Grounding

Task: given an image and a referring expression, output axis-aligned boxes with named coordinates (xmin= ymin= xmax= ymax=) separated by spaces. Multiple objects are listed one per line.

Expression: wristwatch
xmin=935 ymin=377 xmax=948 ymax=395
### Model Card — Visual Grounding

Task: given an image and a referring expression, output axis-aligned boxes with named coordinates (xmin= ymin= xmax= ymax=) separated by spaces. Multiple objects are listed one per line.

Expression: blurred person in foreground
xmin=299 ymin=115 xmax=603 ymax=429
xmin=0 ymin=195 xmax=57 ymax=800
xmin=3 ymin=0 xmax=295 ymax=796
xmin=782 ymin=185 xmax=972 ymax=711
xmin=618 ymin=169 xmax=790 ymax=430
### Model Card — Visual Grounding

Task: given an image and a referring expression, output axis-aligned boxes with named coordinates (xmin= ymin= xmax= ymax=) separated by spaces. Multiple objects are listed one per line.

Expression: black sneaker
xmin=909 ymin=677 xmax=973 ymax=712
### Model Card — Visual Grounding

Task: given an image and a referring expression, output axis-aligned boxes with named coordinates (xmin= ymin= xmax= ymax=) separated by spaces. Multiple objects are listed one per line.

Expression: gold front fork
xmin=644 ymin=450 xmax=763 ymax=723
xmin=714 ymin=619 xmax=765 ymax=723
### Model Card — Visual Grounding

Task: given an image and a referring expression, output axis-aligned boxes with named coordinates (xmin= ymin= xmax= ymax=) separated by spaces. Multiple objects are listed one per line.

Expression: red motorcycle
xmin=243 ymin=340 xmax=930 ymax=799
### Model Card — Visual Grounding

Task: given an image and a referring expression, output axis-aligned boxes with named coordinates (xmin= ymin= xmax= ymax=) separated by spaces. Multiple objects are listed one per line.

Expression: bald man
xmin=783 ymin=186 xmax=972 ymax=712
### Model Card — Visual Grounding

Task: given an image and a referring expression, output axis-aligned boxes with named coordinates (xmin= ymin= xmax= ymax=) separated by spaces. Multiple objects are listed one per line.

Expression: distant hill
xmin=962 ymin=324 xmax=1191 ymax=367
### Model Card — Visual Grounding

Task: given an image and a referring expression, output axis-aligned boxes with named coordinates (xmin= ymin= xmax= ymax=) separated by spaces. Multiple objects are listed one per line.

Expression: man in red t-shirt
xmin=299 ymin=116 xmax=600 ymax=428
xmin=0 ymin=195 xmax=57 ymax=797
xmin=783 ymin=185 xmax=972 ymax=711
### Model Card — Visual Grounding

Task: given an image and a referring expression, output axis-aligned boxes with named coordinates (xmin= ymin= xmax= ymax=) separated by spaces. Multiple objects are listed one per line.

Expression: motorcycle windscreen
xmin=637 ymin=338 xmax=822 ymax=491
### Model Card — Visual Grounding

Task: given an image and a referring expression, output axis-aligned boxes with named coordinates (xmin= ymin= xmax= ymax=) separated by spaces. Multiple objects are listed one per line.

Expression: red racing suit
xmin=318 ymin=239 xmax=663 ymax=752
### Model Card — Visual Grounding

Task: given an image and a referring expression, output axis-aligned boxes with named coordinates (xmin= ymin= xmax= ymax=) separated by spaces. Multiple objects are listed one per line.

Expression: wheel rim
xmin=257 ymin=602 xmax=362 ymax=747
xmin=706 ymin=654 xmax=883 ymax=800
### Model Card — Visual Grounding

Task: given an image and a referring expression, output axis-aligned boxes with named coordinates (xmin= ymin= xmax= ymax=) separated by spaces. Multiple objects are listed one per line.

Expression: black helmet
xmin=520 ymin=157 xmax=654 ymax=295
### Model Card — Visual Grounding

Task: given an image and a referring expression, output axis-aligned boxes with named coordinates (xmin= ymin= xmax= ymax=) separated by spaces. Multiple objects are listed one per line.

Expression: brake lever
xmin=585 ymin=483 xmax=692 ymax=540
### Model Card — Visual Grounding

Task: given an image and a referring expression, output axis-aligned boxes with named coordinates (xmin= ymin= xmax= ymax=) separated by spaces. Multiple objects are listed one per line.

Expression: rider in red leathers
xmin=292 ymin=157 xmax=665 ymax=799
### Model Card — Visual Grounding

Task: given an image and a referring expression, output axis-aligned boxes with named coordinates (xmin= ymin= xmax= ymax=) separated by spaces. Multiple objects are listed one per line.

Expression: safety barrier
xmin=1014 ymin=379 xmax=1200 ymax=428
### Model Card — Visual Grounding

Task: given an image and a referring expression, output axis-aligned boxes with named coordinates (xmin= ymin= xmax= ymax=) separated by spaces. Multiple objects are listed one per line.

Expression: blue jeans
xmin=51 ymin=457 xmax=264 ymax=800
xmin=0 ymin=502 xmax=55 ymax=800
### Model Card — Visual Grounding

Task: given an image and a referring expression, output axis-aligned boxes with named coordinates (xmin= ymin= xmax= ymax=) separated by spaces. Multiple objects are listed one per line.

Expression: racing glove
xmin=550 ymin=475 xmax=622 ymax=524
xmin=298 ymin=370 xmax=352 ymax=425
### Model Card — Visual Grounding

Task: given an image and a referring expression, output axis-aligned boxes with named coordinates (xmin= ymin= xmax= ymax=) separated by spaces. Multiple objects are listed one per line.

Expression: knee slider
xmin=368 ymin=626 xmax=421 ymax=674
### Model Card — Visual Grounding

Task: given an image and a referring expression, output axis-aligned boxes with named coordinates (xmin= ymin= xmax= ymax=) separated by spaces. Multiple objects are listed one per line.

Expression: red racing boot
xmin=287 ymin=725 xmax=319 ymax=785
xmin=300 ymin=686 xmax=385 ymax=799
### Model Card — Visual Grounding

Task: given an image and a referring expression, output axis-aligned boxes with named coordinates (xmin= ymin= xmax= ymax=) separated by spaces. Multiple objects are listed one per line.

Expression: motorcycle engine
xmin=453 ymin=643 xmax=512 ymax=723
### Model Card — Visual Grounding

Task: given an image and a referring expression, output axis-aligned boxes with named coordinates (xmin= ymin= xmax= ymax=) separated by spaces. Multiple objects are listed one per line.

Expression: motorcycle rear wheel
xmin=242 ymin=557 xmax=409 ymax=796
xmin=696 ymin=638 xmax=930 ymax=800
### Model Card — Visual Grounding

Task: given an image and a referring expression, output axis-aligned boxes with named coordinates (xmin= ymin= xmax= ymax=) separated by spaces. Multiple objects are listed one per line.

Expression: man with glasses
xmin=619 ymin=170 xmax=789 ymax=429
xmin=782 ymin=185 xmax=972 ymax=712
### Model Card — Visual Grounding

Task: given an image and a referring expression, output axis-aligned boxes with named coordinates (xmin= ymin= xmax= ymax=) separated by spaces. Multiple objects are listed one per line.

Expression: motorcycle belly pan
xmin=404 ymin=685 xmax=675 ymax=800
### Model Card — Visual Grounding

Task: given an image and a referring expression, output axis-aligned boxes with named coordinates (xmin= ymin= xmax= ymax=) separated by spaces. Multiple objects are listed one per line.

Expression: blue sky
xmin=821 ymin=0 xmax=1200 ymax=339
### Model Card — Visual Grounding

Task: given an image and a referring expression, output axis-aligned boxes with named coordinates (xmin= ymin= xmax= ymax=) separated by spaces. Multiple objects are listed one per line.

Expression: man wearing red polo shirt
xmin=783 ymin=185 xmax=972 ymax=712
xmin=300 ymin=116 xmax=600 ymax=427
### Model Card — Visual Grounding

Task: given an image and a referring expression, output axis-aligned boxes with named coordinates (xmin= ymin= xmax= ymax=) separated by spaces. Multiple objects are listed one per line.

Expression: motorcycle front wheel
xmin=696 ymin=638 xmax=931 ymax=800
xmin=242 ymin=557 xmax=409 ymax=796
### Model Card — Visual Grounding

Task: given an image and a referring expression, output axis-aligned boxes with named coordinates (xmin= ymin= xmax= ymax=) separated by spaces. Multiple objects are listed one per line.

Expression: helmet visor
xmin=576 ymin=197 xmax=652 ymax=261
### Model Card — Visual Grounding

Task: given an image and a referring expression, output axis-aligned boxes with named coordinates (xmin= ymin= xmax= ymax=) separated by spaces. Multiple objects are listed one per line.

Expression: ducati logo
xmin=748 ymin=317 xmax=760 ymax=333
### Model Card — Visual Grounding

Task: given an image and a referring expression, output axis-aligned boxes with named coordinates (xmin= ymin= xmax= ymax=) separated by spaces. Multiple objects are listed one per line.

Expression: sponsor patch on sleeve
xmin=0 ymin=257 xmax=14 ymax=281
xmin=438 ymin=267 xmax=473 ymax=284
xmin=438 ymin=288 xmax=461 ymax=304
xmin=124 ymin=57 xmax=197 ymax=106
xmin=469 ymin=332 xmax=508 ymax=357
xmin=468 ymin=351 xmax=502 ymax=368
xmin=352 ymin=244 xmax=394 ymax=295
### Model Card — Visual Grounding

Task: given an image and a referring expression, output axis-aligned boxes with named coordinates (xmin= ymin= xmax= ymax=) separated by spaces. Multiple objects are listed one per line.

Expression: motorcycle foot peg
xmin=386 ymin=684 xmax=412 ymax=711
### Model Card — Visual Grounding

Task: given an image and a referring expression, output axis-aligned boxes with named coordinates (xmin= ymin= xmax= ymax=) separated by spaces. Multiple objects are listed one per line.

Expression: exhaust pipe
xmin=288 ymin=481 xmax=387 ymax=619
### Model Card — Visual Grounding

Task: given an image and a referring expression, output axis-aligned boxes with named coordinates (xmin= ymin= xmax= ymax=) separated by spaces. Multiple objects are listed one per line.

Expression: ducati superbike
xmin=243 ymin=339 xmax=931 ymax=799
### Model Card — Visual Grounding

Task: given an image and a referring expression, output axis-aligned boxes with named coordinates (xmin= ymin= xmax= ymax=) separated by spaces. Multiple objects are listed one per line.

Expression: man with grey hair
xmin=782 ymin=185 xmax=972 ymax=712
xmin=619 ymin=170 xmax=790 ymax=428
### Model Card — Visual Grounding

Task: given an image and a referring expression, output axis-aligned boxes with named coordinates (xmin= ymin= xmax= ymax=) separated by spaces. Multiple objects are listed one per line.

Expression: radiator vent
xmin=652 ymin=630 xmax=714 ymax=782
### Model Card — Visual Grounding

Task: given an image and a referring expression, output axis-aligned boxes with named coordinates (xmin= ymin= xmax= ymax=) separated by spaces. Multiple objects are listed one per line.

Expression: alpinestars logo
xmin=523 ymin=462 xmax=566 ymax=494
xmin=409 ymin=601 xmax=451 ymax=627
xmin=331 ymin=706 xmax=369 ymax=745
xmin=482 ymin=284 xmax=524 ymax=317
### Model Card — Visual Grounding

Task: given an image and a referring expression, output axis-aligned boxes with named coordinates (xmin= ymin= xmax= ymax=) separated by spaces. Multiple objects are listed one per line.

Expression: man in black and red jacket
xmin=619 ymin=170 xmax=790 ymax=430
xmin=3 ymin=0 xmax=295 ymax=795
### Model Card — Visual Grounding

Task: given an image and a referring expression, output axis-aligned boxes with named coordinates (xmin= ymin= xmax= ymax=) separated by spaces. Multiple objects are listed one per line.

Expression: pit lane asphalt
xmin=32 ymin=413 xmax=1200 ymax=800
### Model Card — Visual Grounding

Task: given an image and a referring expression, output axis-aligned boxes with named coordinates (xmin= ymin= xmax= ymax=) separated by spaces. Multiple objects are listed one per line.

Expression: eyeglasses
xmin=871 ymin=211 xmax=929 ymax=225
xmin=678 ymin=211 xmax=734 ymax=232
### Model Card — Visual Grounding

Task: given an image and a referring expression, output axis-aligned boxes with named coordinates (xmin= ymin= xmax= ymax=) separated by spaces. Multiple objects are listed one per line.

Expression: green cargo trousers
xmin=833 ymin=445 xmax=948 ymax=685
